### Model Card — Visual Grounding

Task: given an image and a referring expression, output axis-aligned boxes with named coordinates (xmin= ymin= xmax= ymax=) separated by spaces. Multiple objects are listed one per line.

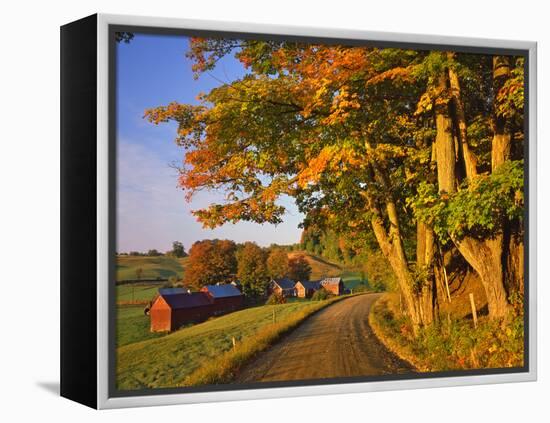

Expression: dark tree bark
xmin=433 ymin=59 xmax=511 ymax=319
xmin=447 ymin=54 xmax=478 ymax=181
xmin=491 ymin=56 xmax=513 ymax=172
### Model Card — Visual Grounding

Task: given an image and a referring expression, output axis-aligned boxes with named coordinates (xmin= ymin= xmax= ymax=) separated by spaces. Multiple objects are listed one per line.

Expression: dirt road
xmin=236 ymin=293 xmax=413 ymax=383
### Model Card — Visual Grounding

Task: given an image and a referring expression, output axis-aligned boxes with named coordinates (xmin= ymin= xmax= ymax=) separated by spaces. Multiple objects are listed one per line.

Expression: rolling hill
xmin=116 ymin=255 xmax=189 ymax=281
xmin=116 ymin=250 xmax=362 ymax=287
xmin=288 ymin=251 xmax=342 ymax=280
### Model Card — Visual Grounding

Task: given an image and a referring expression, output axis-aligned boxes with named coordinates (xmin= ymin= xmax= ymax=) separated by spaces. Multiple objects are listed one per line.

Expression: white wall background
xmin=0 ymin=0 xmax=547 ymax=420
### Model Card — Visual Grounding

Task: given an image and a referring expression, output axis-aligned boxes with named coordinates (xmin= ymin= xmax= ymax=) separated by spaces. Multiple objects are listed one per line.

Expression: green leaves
xmin=409 ymin=161 xmax=524 ymax=242
xmin=495 ymin=57 xmax=525 ymax=121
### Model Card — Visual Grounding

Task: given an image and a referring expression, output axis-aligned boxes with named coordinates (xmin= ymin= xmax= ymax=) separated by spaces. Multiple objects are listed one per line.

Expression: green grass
xmin=117 ymin=305 xmax=166 ymax=347
xmin=116 ymin=298 xmax=346 ymax=390
xmin=116 ymin=256 xmax=189 ymax=281
xmin=116 ymin=284 xmax=161 ymax=303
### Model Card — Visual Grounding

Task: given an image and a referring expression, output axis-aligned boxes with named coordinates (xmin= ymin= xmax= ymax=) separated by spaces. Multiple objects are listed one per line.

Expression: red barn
xmin=295 ymin=280 xmax=321 ymax=298
xmin=149 ymin=292 xmax=213 ymax=332
xmin=268 ymin=278 xmax=296 ymax=297
xmin=201 ymin=284 xmax=244 ymax=314
xmin=320 ymin=277 xmax=344 ymax=296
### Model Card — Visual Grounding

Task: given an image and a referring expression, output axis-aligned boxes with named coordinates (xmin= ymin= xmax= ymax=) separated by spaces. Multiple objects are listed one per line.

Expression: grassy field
xmin=117 ymin=305 xmax=165 ymax=347
xmin=116 ymin=255 xmax=189 ymax=281
xmin=117 ymin=300 xmax=342 ymax=390
xmin=116 ymin=283 xmax=162 ymax=303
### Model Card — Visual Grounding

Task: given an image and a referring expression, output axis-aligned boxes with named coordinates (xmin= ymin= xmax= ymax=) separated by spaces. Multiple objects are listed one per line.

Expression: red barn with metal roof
xmin=149 ymin=292 xmax=213 ymax=332
xmin=201 ymin=284 xmax=243 ymax=314
xmin=150 ymin=284 xmax=244 ymax=332
xmin=320 ymin=277 xmax=344 ymax=296
xmin=268 ymin=278 xmax=296 ymax=297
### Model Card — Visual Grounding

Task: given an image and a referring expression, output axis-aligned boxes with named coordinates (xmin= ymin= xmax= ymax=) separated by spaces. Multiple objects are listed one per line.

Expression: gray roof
xmin=272 ymin=278 xmax=296 ymax=290
xmin=321 ymin=277 xmax=342 ymax=286
xmin=158 ymin=287 xmax=189 ymax=296
xmin=159 ymin=292 xmax=212 ymax=309
xmin=202 ymin=284 xmax=243 ymax=298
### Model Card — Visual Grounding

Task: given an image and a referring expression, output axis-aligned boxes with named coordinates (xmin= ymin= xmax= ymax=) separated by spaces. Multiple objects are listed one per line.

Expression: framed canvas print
xmin=60 ymin=13 xmax=537 ymax=409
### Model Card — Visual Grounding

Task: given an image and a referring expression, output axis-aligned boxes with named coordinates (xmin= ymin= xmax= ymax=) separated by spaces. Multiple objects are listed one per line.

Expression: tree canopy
xmin=236 ymin=242 xmax=269 ymax=297
xmin=184 ymin=239 xmax=237 ymax=289
xmin=146 ymin=38 xmax=525 ymax=330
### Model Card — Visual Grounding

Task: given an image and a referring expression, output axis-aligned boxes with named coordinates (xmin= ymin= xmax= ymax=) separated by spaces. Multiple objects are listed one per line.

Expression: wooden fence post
xmin=232 ymin=336 xmax=236 ymax=350
xmin=469 ymin=293 xmax=478 ymax=329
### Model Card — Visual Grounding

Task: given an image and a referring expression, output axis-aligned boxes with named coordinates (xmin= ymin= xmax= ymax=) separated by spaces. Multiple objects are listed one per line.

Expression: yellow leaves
xmin=415 ymin=91 xmax=433 ymax=115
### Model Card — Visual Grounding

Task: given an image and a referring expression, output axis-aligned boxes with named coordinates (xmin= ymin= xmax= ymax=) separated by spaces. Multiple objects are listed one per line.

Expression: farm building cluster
xmin=148 ymin=277 xmax=345 ymax=332
xmin=270 ymin=277 xmax=345 ymax=298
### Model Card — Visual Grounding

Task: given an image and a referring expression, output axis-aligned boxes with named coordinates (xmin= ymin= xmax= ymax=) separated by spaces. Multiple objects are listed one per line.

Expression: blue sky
xmin=116 ymin=33 xmax=304 ymax=253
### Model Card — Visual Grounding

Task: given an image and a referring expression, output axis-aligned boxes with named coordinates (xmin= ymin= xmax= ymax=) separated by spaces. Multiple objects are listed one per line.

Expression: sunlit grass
xmin=369 ymin=293 xmax=524 ymax=372
xmin=116 ymin=296 xmax=350 ymax=389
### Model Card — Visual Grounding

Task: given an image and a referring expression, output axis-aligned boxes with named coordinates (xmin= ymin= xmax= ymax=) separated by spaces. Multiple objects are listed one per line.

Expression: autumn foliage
xmin=145 ymin=38 xmax=525 ymax=337
xmin=184 ymin=239 xmax=237 ymax=290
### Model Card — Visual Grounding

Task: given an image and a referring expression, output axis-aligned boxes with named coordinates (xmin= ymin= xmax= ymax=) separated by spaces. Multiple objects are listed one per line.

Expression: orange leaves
xmin=297 ymin=144 xmax=363 ymax=188
xmin=298 ymin=147 xmax=333 ymax=187
xmin=143 ymin=102 xmax=184 ymax=125
xmin=414 ymin=85 xmax=450 ymax=116
xmin=193 ymin=197 xmax=285 ymax=228
xmin=366 ymin=66 xmax=414 ymax=85
xmin=323 ymin=87 xmax=361 ymax=125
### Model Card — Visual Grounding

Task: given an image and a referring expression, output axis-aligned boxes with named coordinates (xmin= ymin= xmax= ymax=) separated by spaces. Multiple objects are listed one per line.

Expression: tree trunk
xmin=447 ymin=55 xmax=478 ymax=181
xmin=434 ymin=72 xmax=456 ymax=194
xmin=417 ymin=221 xmax=437 ymax=325
xmin=370 ymin=213 xmax=421 ymax=332
xmin=433 ymin=64 xmax=511 ymax=320
xmin=455 ymin=236 xmax=509 ymax=318
xmin=492 ymin=56 xmax=512 ymax=171
xmin=504 ymin=220 xmax=524 ymax=296
xmin=361 ymin=161 xmax=423 ymax=333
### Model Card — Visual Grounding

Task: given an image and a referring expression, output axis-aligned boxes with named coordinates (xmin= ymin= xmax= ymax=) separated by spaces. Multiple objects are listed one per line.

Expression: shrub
xmin=265 ymin=292 xmax=286 ymax=305
xmin=363 ymin=251 xmax=396 ymax=292
xmin=311 ymin=288 xmax=331 ymax=301
xmin=353 ymin=284 xmax=370 ymax=293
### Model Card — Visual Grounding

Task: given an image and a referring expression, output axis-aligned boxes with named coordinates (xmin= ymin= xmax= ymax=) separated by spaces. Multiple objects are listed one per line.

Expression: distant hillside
xmin=116 ymin=255 xmax=189 ymax=281
xmin=288 ymin=251 xmax=342 ymax=280
xmin=116 ymin=251 xmax=348 ymax=284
